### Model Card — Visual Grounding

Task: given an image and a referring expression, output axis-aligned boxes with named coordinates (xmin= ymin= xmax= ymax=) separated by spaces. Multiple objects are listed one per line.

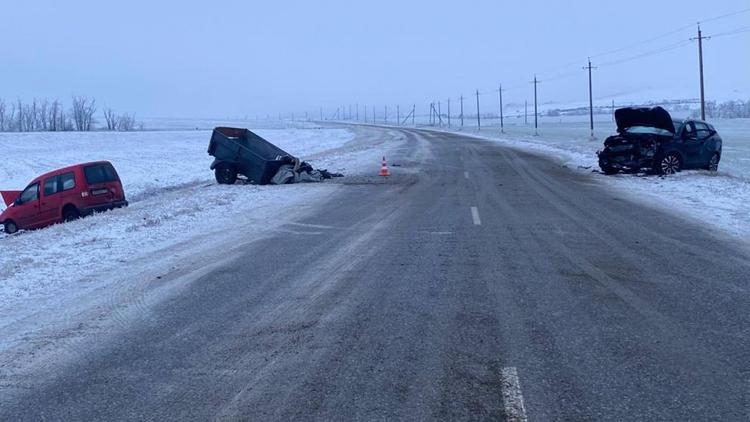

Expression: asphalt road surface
xmin=2 ymin=128 xmax=749 ymax=421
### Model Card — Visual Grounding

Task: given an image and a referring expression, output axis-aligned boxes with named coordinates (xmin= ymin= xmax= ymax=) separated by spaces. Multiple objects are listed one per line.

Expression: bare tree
xmin=0 ymin=99 xmax=6 ymax=132
xmin=118 ymin=113 xmax=136 ymax=131
xmin=71 ymin=96 xmax=97 ymax=131
xmin=103 ymin=107 xmax=118 ymax=130
xmin=15 ymin=99 xmax=24 ymax=132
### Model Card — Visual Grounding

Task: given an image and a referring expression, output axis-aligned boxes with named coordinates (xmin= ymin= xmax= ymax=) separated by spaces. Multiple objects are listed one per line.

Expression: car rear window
xmin=84 ymin=163 xmax=118 ymax=184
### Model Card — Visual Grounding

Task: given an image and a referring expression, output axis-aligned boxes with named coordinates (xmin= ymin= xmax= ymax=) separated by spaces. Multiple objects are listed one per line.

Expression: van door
xmin=82 ymin=163 xmax=116 ymax=208
xmin=40 ymin=176 xmax=62 ymax=225
xmin=15 ymin=183 xmax=41 ymax=229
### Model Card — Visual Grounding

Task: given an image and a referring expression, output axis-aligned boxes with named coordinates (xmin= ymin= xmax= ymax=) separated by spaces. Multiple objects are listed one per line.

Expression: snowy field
xmin=426 ymin=115 xmax=750 ymax=241
xmin=0 ymin=124 xmax=403 ymax=340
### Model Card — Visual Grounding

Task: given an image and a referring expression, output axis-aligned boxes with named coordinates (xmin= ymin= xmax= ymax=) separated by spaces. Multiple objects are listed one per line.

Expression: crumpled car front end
xmin=598 ymin=134 xmax=659 ymax=174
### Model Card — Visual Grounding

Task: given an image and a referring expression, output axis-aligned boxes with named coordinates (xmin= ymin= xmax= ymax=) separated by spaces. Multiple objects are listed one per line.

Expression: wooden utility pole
xmin=397 ymin=105 xmax=400 ymax=126
xmin=475 ymin=89 xmax=481 ymax=130
xmin=584 ymin=58 xmax=596 ymax=138
xmin=460 ymin=95 xmax=464 ymax=128
xmin=356 ymin=103 xmax=359 ymax=121
xmin=497 ymin=84 xmax=505 ymax=133
xmin=438 ymin=101 xmax=442 ymax=127
xmin=447 ymin=98 xmax=451 ymax=128
xmin=691 ymin=23 xmax=710 ymax=120
xmin=532 ymin=75 xmax=539 ymax=135
xmin=524 ymin=100 xmax=528 ymax=125
xmin=412 ymin=104 xmax=415 ymax=126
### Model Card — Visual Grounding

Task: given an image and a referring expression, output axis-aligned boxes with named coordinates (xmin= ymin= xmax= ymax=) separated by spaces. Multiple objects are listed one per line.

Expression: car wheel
xmin=215 ymin=164 xmax=237 ymax=185
xmin=707 ymin=153 xmax=720 ymax=171
xmin=63 ymin=207 xmax=80 ymax=222
xmin=658 ymin=153 xmax=682 ymax=175
xmin=3 ymin=220 xmax=18 ymax=234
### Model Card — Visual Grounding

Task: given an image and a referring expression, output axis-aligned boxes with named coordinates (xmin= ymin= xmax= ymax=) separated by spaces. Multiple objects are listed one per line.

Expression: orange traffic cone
xmin=379 ymin=156 xmax=391 ymax=177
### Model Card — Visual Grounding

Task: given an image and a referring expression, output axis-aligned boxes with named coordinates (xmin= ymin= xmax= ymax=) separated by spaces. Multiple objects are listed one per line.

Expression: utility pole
xmin=319 ymin=107 xmax=323 ymax=121
xmin=475 ymin=89 xmax=481 ymax=130
xmin=524 ymin=100 xmax=528 ymax=125
xmin=373 ymin=106 xmax=376 ymax=124
xmin=691 ymin=23 xmax=710 ymax=120
xmin=356 ymin=103 xmax=359 ymax=121
xmin=385 ymin=105 xmax=388 ymax=124
xmin=438 ymin=101 xmax=442 ymax=127
xmin=397 ymin=105 xmax=400 ymax=126
xmin=447 ymin=98 xmax=451 ymax=128
xmin=412 ymin=104 xmax=415 ymax=126
xmin=460 ymin=95 xmax=464 ymax=128
xmin=584 ymin=58 xmax=596 ymax=139
xmin=532 ymin=75 xmax=540 ymax=135
xmin=497 ymin=84 xmax=505 ymax=133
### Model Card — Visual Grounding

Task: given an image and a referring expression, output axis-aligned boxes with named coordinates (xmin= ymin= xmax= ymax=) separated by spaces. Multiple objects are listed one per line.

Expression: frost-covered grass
xmin=0 ymin=124 xmax=401 ymax=337
xmin=430 ymin=116 xmax=750 ymax=240
xmin=0 ymin=124 xmax=354 ymax=210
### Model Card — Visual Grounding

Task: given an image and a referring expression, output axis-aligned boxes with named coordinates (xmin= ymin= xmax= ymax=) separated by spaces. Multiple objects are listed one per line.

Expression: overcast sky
xmin=1 ymin=0 xmax=748 ymax=118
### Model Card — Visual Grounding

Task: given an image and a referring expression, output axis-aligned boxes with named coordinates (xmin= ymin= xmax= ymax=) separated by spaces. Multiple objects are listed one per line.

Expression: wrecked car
xmin=597 ymin=106 xmax=722 ymax=175
xmin=207 ymin=127 xmax=341 ymax=185
xmin=1 ymin=161 xmax=128 ymax=234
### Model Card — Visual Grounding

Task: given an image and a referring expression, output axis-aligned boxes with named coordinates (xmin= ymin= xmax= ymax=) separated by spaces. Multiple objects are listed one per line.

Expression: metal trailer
xmin=207 ymin=127 xmax=294 ymax=185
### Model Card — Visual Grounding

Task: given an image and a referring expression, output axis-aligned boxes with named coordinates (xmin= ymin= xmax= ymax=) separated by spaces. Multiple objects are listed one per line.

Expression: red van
xmin=1 ymin=161 xmax=128 ymax=234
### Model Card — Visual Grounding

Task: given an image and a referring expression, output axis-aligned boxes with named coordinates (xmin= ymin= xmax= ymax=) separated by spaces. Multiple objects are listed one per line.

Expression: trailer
xmin=207 ymin=127 xmax=294 ymax=185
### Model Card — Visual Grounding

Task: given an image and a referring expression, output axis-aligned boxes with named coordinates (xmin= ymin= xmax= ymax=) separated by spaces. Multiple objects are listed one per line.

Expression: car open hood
xmin=615 ymin=106 xmax=675 ymax=134
xmin=1 ymin=190 xmax=21 ymax=207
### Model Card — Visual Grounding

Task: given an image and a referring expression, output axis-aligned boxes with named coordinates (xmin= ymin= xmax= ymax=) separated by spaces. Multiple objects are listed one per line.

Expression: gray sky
xmin=2 ymin=0 xmax=748 ymax=118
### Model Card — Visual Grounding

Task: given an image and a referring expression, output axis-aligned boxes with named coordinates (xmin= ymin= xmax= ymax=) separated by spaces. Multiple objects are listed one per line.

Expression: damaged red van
xmin=1 ymin=161 xmax=128 ymax=234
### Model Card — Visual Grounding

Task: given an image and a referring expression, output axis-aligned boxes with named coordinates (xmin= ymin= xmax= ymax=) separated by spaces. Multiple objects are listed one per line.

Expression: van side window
xmin=43 ymin=177 xmax=59 ymax=196
xmin=60 ymin=172 xmax=76 ymax=191
xmin=19 ymin=183 xmax=39 ymax=204
xmin=84 ymin=164 xmax=117 ymax=184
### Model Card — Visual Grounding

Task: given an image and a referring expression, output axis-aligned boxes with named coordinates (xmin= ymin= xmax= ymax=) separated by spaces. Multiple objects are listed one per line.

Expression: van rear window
xmin=84 ymin=163 xmax=118 ymax=184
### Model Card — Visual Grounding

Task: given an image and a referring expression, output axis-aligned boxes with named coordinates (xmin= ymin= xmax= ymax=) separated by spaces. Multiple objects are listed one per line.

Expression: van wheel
xmin=63 ymin=207 xmax=80 ymax=222
xmin=658 ymin=153 xmax=682 ymax=175
xmin=215 ymin=164 xmax=237 ymax=185
xmin=3 ymin=220 xmax=18 ymax=234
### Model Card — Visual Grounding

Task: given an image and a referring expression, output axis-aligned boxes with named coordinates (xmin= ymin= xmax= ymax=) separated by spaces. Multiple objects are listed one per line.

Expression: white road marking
xmin=471 ymin=206 xmax=481 ymax=226
xmin=464 ymin=171 xmax=470 ymax=179
xmin=500 ymin=367 xmax=528 ymax=422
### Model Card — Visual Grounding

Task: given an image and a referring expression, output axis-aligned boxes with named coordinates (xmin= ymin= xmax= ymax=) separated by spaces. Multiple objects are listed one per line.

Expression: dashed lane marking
xmin=500 ymin=367 xmax=528 ymax=422
xmin=471 ymin=206 xmax=481 ymax=226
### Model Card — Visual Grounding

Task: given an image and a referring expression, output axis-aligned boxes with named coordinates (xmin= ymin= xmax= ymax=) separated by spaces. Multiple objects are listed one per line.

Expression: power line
xmin=598 ymin=39 xmax=693 ymax=67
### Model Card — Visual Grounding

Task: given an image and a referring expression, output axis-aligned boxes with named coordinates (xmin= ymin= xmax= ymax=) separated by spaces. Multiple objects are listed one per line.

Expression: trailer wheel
xmin=215 ymin=164 xmax=237 ymax=185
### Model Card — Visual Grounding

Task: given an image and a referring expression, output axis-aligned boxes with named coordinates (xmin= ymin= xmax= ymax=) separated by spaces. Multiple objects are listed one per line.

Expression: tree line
xmin=0 ymin=96 xmax=142 ymax=132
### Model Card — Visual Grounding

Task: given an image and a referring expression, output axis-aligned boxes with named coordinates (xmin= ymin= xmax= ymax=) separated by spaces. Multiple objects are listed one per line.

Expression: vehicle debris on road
xmin=207 ymin=127 xmax=343 ymax=185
